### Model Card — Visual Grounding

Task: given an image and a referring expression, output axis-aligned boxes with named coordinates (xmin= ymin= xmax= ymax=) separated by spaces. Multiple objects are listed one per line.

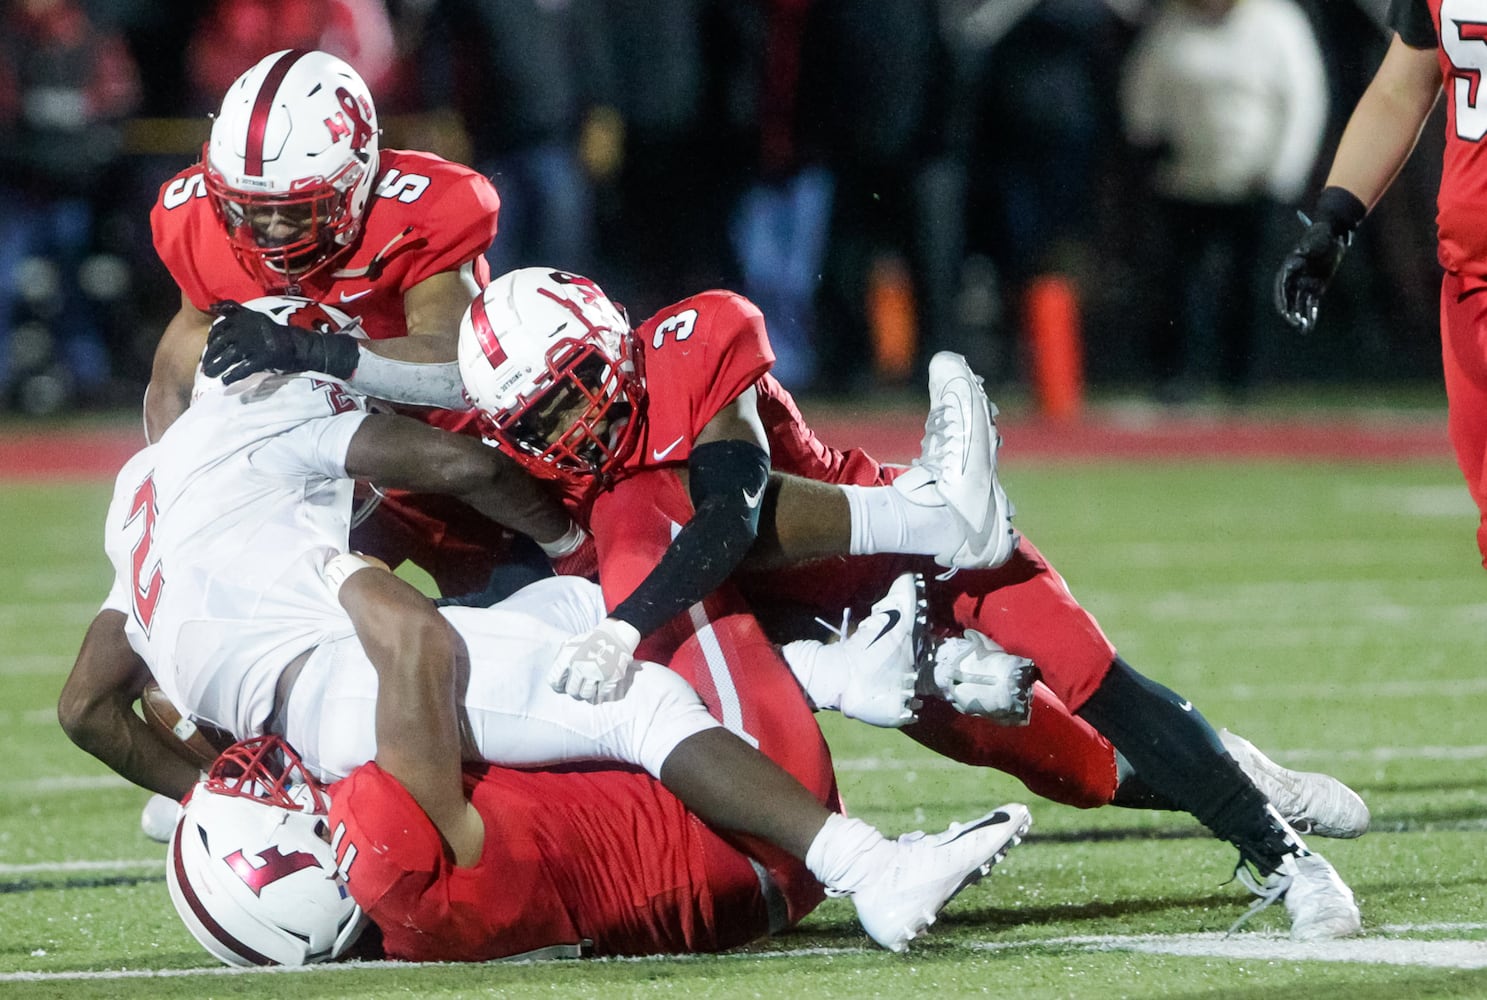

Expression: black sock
xmin=1077 ymin=657 xmax=1304 ymax=873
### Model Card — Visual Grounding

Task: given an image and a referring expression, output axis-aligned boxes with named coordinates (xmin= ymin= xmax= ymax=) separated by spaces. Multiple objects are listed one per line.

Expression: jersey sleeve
xmin=691 ymin=293 xmax=774 ymax=437
xmin=643 ymin=292 xmax=774 ymax=446
xmin=149 ymin=169 xmax=213 ymax=310
xmin=248 ymin=403 xmax=369 ymax=480
xmin=400 ymin=168 xmax=500 ymax=289
xmin=100 ymin=575 xmax=129 ymax=616
xmin=1388 ymin=0 xmax=1436 ymax=48
xmin=328 ymin=764 xmax=444 ymax=916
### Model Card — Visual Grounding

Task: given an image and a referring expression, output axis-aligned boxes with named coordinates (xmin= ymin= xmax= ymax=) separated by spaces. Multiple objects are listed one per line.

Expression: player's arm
xmin=328 ymin=559 xmax=485 ymax=865
xmin=57 ymin=610 xmax=202 ymax=801
xmin=343 ymin=412 xmax=583 ymax=558
xmin=1322 ymin=33 xmax=1441 ymax=209
xmin=1276 ymin=33 xmax=1440 ymax=333
xmin=609 ymin=387 xmax=770 ymax=637
xmin=144 ymin=294 xmax=214 ymax=442
xmin=202 ymin=267 xmax=477 ymax=408
xmin=548 ymin=390 xmax=770 ymax=702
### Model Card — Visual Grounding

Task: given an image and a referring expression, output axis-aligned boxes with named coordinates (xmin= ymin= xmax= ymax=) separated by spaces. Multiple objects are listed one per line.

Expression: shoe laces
xmin=1224 ymin=856 xmax=1293 ymax=937
xmin=914 ymin=407 xmax=951 ymax=478
xmin=813 ymin=608 xmax=853 ymax=643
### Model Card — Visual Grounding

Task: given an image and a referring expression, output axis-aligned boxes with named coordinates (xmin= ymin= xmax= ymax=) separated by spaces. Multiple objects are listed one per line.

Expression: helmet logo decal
xmin=469 ymin=289 xmax=509 ymax=368
xmin=244 ymin=49 xmax=312 ymax=176
xmin=224 ymin=846 xmax=322 ymax=896
xmin=548 ymin=270 xmax=605 ymax=307
xmin=328 ymin=87 xmax=375 ymax=155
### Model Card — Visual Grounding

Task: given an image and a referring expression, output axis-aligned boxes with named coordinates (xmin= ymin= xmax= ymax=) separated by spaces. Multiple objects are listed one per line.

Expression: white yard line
xmin=0 ymin=858 xmax=161 ymax=875
xmin=5 ymin=927 xmax=1487 ymax=982
xmin=971 ymin=930 xmax=1487 ymax=969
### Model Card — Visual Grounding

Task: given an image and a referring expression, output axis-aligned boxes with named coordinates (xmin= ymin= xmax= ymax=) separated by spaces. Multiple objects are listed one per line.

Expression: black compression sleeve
xmin=611 ymin=439 xmax=770 ymax=636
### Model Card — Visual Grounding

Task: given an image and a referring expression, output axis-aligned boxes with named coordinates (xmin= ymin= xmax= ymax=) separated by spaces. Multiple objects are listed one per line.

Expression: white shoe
xmin=851 ymin=803 xmax=1031 ymax=952
xmin=834 ymin=573 xmax=928 ymax=728
xmin=141 ymin=793 xmax=181 ymax=843
xmin=1235 ymin=851 xmax=1361 ymax=942
xmin=893 ymin=353 xmax=1018 ymax=570
xmin=924 ymin=630 xmax=1036 ymax=725
xmin=1220 ymin=730 xmax=1370 ymax=838
xmin=1283 ymin=853 xmax=1362 ymax=941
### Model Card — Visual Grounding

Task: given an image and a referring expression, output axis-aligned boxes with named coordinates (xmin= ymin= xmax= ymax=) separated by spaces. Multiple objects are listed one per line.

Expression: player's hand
xmin=202 ymin=301 xmax=360 ymax=383
xmin=1273 ymin=219 xmax=1350 ymax=335
xmin=548 ymin=617 xmax=642 ymax=703
xmin=1273 ymin=188 xmax=1366 ymax=336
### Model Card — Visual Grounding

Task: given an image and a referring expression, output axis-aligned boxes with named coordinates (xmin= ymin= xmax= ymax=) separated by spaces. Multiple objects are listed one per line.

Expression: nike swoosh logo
xmin=338 ymin=289 xmax=373 ymax=303
xmin=742 ymin=484 xmax=765 ymax=509
xmin=1178 ymin=699 xmax=1193 ymax=712
xmin=946 ymin=383 xmax=974 ymax=475
xmin=866 ymin=608 xmax=901 ymax=647
xmin=651 ymin=436 xmax=686 ymax=462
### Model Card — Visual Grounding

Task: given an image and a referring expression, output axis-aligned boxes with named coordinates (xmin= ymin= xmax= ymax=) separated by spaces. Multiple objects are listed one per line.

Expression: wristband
xmin=537 ymin=521 xmax=587 ymax=559
xmin=324 ymin=552 xmax=382 ymax=600
xmin=1311 ymin=187 xmax=1367 ymax=238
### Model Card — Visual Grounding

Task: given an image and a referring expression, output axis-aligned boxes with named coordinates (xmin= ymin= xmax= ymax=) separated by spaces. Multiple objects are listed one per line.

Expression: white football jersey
xmin=101 ymin=373 xmax=370 ymax=738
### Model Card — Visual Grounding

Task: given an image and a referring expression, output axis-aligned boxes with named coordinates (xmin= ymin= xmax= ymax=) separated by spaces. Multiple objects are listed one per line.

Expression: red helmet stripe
xmin=244 ymin=49 xmax=312 ymax=177
xmin=470 ymin=292 xmax=508 ymax=368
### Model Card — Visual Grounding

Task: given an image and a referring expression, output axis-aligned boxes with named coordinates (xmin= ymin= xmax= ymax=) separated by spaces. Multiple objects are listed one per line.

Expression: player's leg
xmin=928 ymin=541 xmax=1360 ymax=938
xmin=1440 ymin=272 xmax=1487 ymax=568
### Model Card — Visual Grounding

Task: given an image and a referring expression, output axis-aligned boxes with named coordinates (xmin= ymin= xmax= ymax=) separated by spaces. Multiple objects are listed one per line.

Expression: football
xmin=139 ymin=681 xmax=233 ymax=769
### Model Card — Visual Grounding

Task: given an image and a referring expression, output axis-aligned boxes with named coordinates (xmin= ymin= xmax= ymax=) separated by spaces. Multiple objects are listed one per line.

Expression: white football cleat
xmin=923 ymin=630 xmax=1036 ymax=725
xmin=141 ymin=793 xmax=181 ymax=843
xmin=893 ymin=352 xmax=1018 ymax=570
xmin=1282 ymin=853 xmax=1362 ymax=941
xmin=1220 ymin=729 xmax=1370 ymax=839
xmin=852 ymin=803 xmax=1031 ymax=953
xmin=835 ymin=573 xmax=928 ymax=728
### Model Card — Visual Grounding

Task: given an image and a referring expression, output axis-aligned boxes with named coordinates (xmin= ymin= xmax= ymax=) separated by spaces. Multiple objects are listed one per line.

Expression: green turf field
xmin=3 ymin=456 xmax=1486 ymax=998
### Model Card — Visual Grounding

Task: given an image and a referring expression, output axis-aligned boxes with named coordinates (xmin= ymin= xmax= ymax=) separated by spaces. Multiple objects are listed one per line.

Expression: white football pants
xmin=281 ymin=576 xmax=720 ymax=783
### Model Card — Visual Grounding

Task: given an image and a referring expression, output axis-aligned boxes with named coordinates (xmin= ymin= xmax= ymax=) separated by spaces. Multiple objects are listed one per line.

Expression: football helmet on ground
xmin=458 ymin=267 xmax=645 ymax=486
xmin=203 ymin=49 xmax=381 ymax=288
xmin=167 ymin=735 xmax=366 ymax=966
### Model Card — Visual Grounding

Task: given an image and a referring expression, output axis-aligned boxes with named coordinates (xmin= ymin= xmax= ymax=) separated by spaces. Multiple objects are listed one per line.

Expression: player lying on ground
xmin=446 ymin=268 xmax=1365 ymax=942
xmin=163 ymin=560 xmax=1027 ymax=965
xmin=60 ymin=361 xmax=1030 ymax=955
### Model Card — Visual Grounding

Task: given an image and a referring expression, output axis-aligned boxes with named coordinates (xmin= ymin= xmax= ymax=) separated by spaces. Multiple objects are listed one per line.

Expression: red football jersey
xmin=151 ymin=148 xmax=497 ymax=345
xmin=1421 ymin=1 xmax=1487 ymax=277
xmin=328 ymin=762 xmax=770 ymax=961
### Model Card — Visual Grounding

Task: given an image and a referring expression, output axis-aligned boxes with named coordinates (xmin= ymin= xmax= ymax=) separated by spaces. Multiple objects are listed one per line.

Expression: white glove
xmin=548 ymin=617 xmax=642 ymax=703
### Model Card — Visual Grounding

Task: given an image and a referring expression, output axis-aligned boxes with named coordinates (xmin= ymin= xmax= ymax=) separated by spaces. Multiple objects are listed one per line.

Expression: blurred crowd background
xmin=0 ymin=0 xmax=1442 ymax=417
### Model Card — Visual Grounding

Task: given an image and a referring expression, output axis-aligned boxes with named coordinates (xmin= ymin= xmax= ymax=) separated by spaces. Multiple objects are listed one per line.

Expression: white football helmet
xmin=167 ymin=735 xmax=367 ymax=967
xmin=204 ymin=49 xmax=381 ymax=288
xmin=459 ymin=267 xmax=645 ymax=485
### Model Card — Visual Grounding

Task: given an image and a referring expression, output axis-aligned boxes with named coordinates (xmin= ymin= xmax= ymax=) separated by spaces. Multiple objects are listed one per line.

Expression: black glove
xmin=201 ymin=301 xmax=361 ymax=384
xmin=1273 ymin=186 xmax=1367 ymax=335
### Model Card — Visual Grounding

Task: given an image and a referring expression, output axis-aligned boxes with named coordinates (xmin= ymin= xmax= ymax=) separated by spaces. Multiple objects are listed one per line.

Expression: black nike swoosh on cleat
xmin=866 ymin=609 xmax=902 ymax=647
